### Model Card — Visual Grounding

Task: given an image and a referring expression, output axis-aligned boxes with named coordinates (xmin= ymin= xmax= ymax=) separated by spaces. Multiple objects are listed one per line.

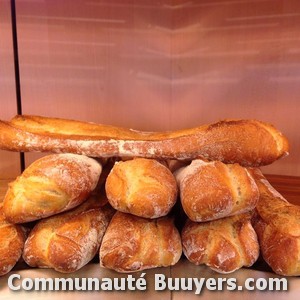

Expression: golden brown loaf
xmin=99 ymin=211 xmax=182 ymax=273
xmin=23 ymin=197 xmax=114 ymax=273
xmin=175 ymin=159 xmax=259 ymax=222
xmin=249 ymin=168 xmax=300 ymax=276
xmin=3 ymin=153 xmax=102 ymax=223
xmin=182 ymin=213 xmax=259 ymax=274
xmin=0 ymin=115 xmax=289 ymax=166
xmin=105 ymin=158 xmax=178 ymax=218
xmin=0 ymin=204 xmax=27 ymax=276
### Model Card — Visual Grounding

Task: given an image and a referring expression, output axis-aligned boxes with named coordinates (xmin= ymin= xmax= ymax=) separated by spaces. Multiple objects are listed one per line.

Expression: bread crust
xmin=182 ymin=213 xmax=259 ymax=274
xmin=99 ymin=211 xmax=182 ymax=273
xmin=0 ymin=204 xmax=26 ymax=276
xmin=0 ymin=115 xmax=289 ymax=166
xmin=250 ymin=168 xmax=300 ymax=276
xmin=175 ymin=160 xmax=259 ymax=222
xmin=3 ymin=154 xmax=102 ymax=223
xmin=105 ymin=158 xmax=178 ymax=218
xmin=23 ymin=197 xmax=114 ymax=273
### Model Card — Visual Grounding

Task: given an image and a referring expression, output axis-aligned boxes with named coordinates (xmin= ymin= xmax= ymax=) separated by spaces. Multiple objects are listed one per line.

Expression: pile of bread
xmin=0 ymin=115 xmax=299 ymax=277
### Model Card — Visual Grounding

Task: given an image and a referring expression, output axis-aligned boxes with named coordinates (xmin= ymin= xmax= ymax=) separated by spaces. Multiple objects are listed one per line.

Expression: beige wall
xmin=0 ymin=0 xmax=299 ymax=176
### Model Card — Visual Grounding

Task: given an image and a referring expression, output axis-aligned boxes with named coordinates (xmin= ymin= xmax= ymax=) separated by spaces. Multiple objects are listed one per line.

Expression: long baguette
xmin=0 ymin=115 xmax=289 ymax=166
xmin=249 ymin=168 xmax=300 ymax=276
xmin=0 ymin=204 xmax=27 ymax=276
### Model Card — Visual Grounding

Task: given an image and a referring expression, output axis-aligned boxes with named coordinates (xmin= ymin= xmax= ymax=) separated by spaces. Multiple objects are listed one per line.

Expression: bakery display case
xmin=0 ymin=0 xmax=300 ymax=299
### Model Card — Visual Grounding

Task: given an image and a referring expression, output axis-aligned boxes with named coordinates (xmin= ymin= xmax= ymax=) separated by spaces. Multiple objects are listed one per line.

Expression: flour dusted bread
xmin=105 ymin=158 xmax=178 ymax=218
xmin=175 ymin=160 xmax=259 ymax=222
xmin=0 ymin=115 xmax=289 ymax=166
xmin=182 ymin=213 xmax=259 ymax=274
xmin=249 ymin=168 xmax=300 ymax=276
xmin=23 ymin=197 xmax=114 ymax=273
xmin=3 ymin=154 xmax=102 ymax=223
xmin=99 ymin=211 xmax=182 ymax=273
xmin=0 ymin=204 xmax=27 ymax=276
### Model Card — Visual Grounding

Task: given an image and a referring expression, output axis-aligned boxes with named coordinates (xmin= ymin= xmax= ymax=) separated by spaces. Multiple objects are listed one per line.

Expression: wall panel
xmin=171 ymin=0 xmax=300 ymax=176
xmin=15 ymin=0 xmax=300 ymax=175
xmin=16 ymin=0 xmax=172 ymax=166
xmin=0 ymin=0 xmax=20 ymax=178
xmin=16 ymin=0 xmax=172 ymax=129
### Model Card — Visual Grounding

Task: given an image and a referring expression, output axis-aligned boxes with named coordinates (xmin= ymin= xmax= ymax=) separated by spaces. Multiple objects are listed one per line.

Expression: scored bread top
xmin=3 ymin=154 xmax=102 ymax=223
xmin=182 ymin=212 xmax=259 ymax=274
xmin=105 ymin=158 xmax=178 ymax=219
xmin=23 ymin=197 xmax=114 ymax=273
xmin=175 ymin=159 xmax=259 ymax=222
xmin=99 ymin=211 xmax=182 ymax=273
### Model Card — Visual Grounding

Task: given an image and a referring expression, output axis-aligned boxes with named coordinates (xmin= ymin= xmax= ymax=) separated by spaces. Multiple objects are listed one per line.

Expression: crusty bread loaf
xmin=23 ymin=197 xmax=114 ymax=273
xmin=105 ymin=158 xmax=178 ymax=218
xmin=249 ymin=168 xmax=300 ymax=276
xmin=3 ymin=154 xmax=102 ymax=223
xmin=175 ymin=159 xmax=259 ymax=222
xmin=0 ymin=115 xmax=289 ymax=166
xmin=0 ymin=204 xmax=27 ymax=276
xmin=182 ymin=213 xmax=259 ymax=274
xmin=99 ymin=211 xmax=182 ymax=273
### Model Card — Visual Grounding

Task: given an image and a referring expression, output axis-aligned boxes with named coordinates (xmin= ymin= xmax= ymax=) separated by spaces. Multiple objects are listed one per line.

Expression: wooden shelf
xmin=265 ymin=174 xmax=300 ymax=205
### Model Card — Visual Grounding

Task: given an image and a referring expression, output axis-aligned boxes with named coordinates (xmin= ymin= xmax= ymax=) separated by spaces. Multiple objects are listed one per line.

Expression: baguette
xmin=3 ymin=153 xmax=102 ymax=223
xmin=182 ymin=213 xmax=259 ymax=274
xmin=0 ymin=115 xmax=289 ymax=166
xmin=175 ymin=160 xmax=259 ymax=222
xmin=105 ymin=158 xmax=178 ymax=218
xmin=0 ymin=204 xmax=27 ymax=276
xmin=23 ymin=197 xmax=114 ymax=273
xmin=99 ymin=211 xmax=182 ymax=273
xmin=249 ymin=168 xmax=300 ymax=276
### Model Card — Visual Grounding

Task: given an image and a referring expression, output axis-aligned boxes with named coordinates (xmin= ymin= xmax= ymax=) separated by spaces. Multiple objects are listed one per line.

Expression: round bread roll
xmin=105 ymin=158 xmax=178 ymax=219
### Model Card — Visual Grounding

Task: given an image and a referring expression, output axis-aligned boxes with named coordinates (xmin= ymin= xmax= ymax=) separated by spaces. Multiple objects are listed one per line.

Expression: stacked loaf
xmin=0 ymin=115 xmax=298 ymax=276
xmin=101 ymin=158 xmax=182 ymax=272
xmin=1 ymin=153 xmax=115 ymax=274
xmin=175 ymin=160 xmax=261 ymax=273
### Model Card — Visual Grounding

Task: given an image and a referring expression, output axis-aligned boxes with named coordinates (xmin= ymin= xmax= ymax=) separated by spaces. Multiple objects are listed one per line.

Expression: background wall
xmin=0 ymin=0 xmax=299 ymax=176
xmin=0 ymin=0 xmax=20 ymax=178
xmin=171 ymin=0 xmax=300 ymax=176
